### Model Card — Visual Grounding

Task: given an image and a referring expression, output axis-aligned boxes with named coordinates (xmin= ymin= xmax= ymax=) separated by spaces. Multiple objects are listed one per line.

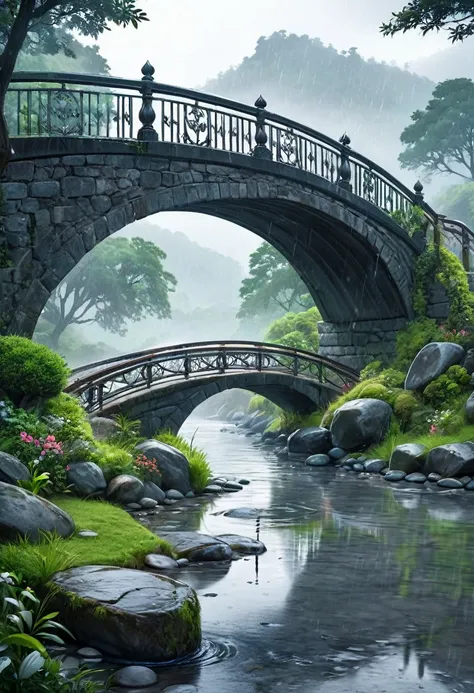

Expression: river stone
xmin=176 ymin=558 xmax=189 ymax=567
xmin=216 ymin=534 xmax=266 ymax=555
xmin=106 ymin=475 xmax=144 ymax=504
xmin=89 ymin=416 xmax=119 ymax=441
xmin=364 ymin=459 xmax=385 ymax=473
xmin=126 ymin=503 xmax=142 ymax=510
xmin=390 ymin=443 xmax=427 ymax=473
xmin=466 ymin=480 xmax=474 ymax=490
xmin=159 ymin=531 xmax=232 ymax=562
xmin=78 ymin=530 xmax=98 ymax=538
xmin=466 ymin=392 xmax=474 ymax=424
xmin=287 ymin=427 xmax=331 ymax=455
xmin=141 ymin=481 xmax=166 ymax=504
xmin=140 ymin=497 xmax=158 ymax=509
xmin=77 ymin=647 xmax=102 ymax=660
xmin=459 ymin=476 xmax=472 ymax=486
xmin=305 ymin=454 xmax=331 ymax=467
xmin=328 ymin=447 xmax=346 ymax=460
xmin=49 ymin=566 xmax=200 ymax=662
xmin=353 ymin=462 xmax=365 ymax=472
xmin=428 ymin=472 xmax=442 ymax=482
xmin=145 ymin=554 xmax=179 ymax=570
xmin=424 ymin=443 xmax=474 ymax=478
xmin=463 ymin=348 xmax=474 ymax=375
xmin=238 ymin=479 xmax=250 ymax=485
xmin=166 ymin=489 xmax=184 ymax=500
xmin=405 ymin=472 xmax=427 ymax=483
xmin=0 ymin=452 xmax=30 ymax=485
xmin=114 ymin=665 xmax=158 ymax=688
xmin=223 ymin=481 xmax=243 ymax=490
xmin=67 ymin=462 xmax=106 ymax=496
xmin=137 ymin=440 xmax=191 ymax=495
xmin=203 ymin=485 xmax=221 ymax=494
xmin=0 ymin=482 xmax=75 ymax=541
xmin=277 ymin=447 xmax=288 ymax=459
xmin=405 ymin=341 xmax=465 ymax=391
xmin=224 ymin=507 xmax=261 ymax=519
xmin=330 ymin=399 xmax=392 ymax=451
xmin=384 ymin=470 xmax=407 ymax=482
xmin=437 ymin=478 xmax=464 ymax=489
xmin=163 ymin=498 xmax=176 ymax=505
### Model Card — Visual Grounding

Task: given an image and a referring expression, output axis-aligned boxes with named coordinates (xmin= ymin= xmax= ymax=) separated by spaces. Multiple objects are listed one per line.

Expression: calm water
xmin=110 ymin=418 xmax=474 ymax=692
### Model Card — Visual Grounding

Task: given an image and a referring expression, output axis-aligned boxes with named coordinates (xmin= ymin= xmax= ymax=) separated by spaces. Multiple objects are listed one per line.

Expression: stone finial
xmin=141 ymin=61 xmax=155 ymax=81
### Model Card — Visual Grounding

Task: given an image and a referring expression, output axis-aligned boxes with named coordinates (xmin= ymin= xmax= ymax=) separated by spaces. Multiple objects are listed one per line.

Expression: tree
xmin=381 ymin=1 xmax=474 ymax=42
xmin=399 ymin=78 xmax=474 ymax=181
xmin=0 ymin=0 xmax=148 ymax=172
xmin=41 ymin=237 xmax=177 ymax=349
xmin=237 ymin=242 xmax=312 ymax=319
xmin=264 ymin=307 xmax=321 ymax=353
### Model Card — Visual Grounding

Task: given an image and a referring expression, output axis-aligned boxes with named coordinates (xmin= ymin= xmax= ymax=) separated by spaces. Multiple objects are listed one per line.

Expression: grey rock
xmin=185 ymin=491 xmax=195 ymax=498
xmin=463 ymin=348 xmax=474 ymax=375
xmin=216 ymin=534 xmax=266 ymax=555
xmin=89 ymin=416 xmax=119 ymax=441
xmin=176 ymin=558 xmax=189 ymax=567
xmin=163 ymin=498 xmax=176 ymax=505
xmin=465 ymin=480 xmax=474 ymax=490
xmin=136 ymin=440 xmax=191 ymax=495
xmin=328 ymin=447 xmax=346 ymax=460
xmin=7 ymin=161 xmax=34 ymax=181
xmin=61 ymin=177 xmax=95 ymax=197
xmin=306 ymin=454 xmax=331 ymax=466
xmin=140 ymin=497 xmax=158 ymax=509
xmin=203 ymin=485 xmax=221 ymax=494
xmin=159 ymin=531 xmax=233 ymax=562
xmin=0 ymin=482 xmax=75 ymax=541
xmin=384 ymin=470 xmax=407 ymax=482
xmin=126 ymin=503 xmax=142 ymax=510
xmin=106 ymin=475 xmax=144 ymax=504
xmin=145 ymin=554 xmax=179 ymax=570
xmin=364 ymin=459 xmax=385 ymax=473
xmin=390 ymin=443 xmax=427 ymax=474
xmin=114 ymin=664 xmax=158 ymax=687
xmin=0 ymin=452 xmax=30 ymax=485
xmin=381 ymin=467 xmax=390 ymax=475
xmin=2 ymin=182 xmax=27 ymax=199
xmin=50 ymin=566 xmax=200 ymax=662
xmin=428 ymin=472 xmax=442 ymax=482
xmin=238 ymin=479 xmax=250 ymax=485
xmin=276 ymin=446 xmax=288 ymax=459
xmin=287 ymin=427 xmax=332 ymax=455
xmin=460 ymin=476 xmax=472 ymax=486
xmin=405 ymin=341 xmax=465 ymax=390
xmin=166 ymin=489 xmax=184 ymax=500
xmin=67 ymin=462 xmax=106 ymax=496
xmin=62 ymin=155 xmax=85 ymax=166
xmin=78 ymin=530 xmax=98 ymax=538
xmin=77 ymin=647 xmax=102 ymax=660
xmin=437 ymin=478 xmax=464 ymax=489
xmin=353 ymin=462 xmax=365 ymax=472
xmin=90 ymin=195 xmax=111 ymax=214
xmin=405 ymin=472 xmax=427 ymax=483
xmin=29 ymin=180 xmax=60 ymax=197
xmin=141 ymin=481 xmax=166 ymax=504
xmin=224 ymin=507 xmax=261 ymax=518
xmin=223 ymin=481 xmax=243 ymax=490
xmin=330 ymin=399 xmax=392 ymax=451
xmin=466 ymin=392 xmax=474 ymax=424
xmin=424 ymin=443 xmax=474 ymax=478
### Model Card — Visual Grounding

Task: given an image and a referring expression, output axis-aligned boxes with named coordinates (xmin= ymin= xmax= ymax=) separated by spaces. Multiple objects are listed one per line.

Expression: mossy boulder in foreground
xmin=49 ymin=565 xmax=201 ymax=662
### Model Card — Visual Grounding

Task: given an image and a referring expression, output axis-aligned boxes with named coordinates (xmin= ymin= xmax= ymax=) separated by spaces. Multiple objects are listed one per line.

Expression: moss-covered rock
xmin=48 ymin=565 xmax=201 ymax=662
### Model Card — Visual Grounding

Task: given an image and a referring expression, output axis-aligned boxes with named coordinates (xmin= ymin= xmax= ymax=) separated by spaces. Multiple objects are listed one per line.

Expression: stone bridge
xmin=65 ymin=341 xmax=359 ymax=435
xmin=0 ymin=62 xmax=471 ymax=369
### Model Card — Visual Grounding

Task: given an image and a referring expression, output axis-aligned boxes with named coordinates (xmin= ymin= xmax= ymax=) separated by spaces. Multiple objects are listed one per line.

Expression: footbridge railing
xmin=65 ymin=340 xmax=359 ymax=414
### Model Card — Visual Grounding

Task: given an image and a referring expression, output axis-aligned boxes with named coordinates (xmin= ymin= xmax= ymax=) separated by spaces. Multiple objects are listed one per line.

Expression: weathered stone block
xmin=20 ymin=198 xmax=40 ymax=213
xmin=2 ymin=182 xmax=27 ymax=199
xmin=86 ymin=155 xmax=105 ymax=165
xmin=52 ymin=206 xmax=81 ymax=224
xmin=140 ymin=170 xmax=162 ymax=188
xmin=90 ymin=195 xmax=112 ymax=214
xmin=33 ymin=168 xmax=51 ymax=182
xmin=4 ymin=213 xmax=28 ymax=235
xmin=34 ymin=209 xmax=50 ymax=227
xmin=117 ymin=178 xmax=132 ymax=190
xmin=30 ymin=181 xmax=60 ymax=198
xmin=61 ymin=177 xmax=94 ymax=198
xmin=161 ymin=172 xmax=176 ymax=187
xmin=96 ymin=178 xmax=117 ymax=195
xmin=104 ymin=154 xmax=134 ymax=168
xmin=52 ymin=167 xmax=67 ymax=180
xmin=170 ymin=161 xmax=189 ymax=173
xmin=74 ymin=166 xmax=101 ymax=177
xmin=62 ymin=155 xmax=85 ymax=166
xmin=6 ymin=161 xmax=34 ymax=181
xmin=106 ymin=207 xmax=128 ymax=234
xmin=127 ymin=169 xmax=140 ymax=181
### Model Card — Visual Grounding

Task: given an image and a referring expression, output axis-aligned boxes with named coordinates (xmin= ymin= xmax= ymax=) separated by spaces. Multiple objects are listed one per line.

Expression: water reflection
xmin=129 ymin=418 xmax=474 ymax=692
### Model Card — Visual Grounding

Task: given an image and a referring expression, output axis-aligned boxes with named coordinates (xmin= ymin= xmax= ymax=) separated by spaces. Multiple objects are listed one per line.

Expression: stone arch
xmin=96 ymin=372 xmax=335 ymax=437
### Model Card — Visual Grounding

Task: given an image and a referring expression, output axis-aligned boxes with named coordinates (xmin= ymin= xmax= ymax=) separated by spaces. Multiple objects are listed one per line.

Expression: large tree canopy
xmin=237 ymin=242 xmax=312 ymax=320
xmin=41 ymin=237 xmax=177 ymax=349
xmin=381 ymin=1 xmax=474 ymax=42
xmin=264 ymin=307 xmax=321 ymax=353
xmin=399 ymin=78 xmax=474 ymax=181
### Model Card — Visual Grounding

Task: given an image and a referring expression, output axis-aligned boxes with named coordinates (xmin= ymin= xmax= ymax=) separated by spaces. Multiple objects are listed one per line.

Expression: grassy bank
xmin=0 ymin=498 xmax=174 ymax=586
xmin=369 ymin=425 xmax=474 ymax=462
xmin=155 ymin=430 xmax=212 ymax=492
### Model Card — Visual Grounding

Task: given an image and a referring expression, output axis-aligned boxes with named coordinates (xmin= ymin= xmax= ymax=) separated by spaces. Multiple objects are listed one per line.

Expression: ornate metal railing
xmin=65 ymin=340 xmax=359 ymax=414
xmin=7 ymin=62 xmax=438 ymax=228
xmin=441 ymin=217 xmax=474 ymax=275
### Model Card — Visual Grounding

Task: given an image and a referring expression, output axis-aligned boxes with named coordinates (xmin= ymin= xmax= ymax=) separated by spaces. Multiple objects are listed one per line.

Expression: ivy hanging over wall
xmin=390 ymin=205 xmax=427 ymax=238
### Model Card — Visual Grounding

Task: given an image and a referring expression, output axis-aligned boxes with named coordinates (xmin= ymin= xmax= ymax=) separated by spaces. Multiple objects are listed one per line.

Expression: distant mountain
xmin=409 ymin=41 xmax=474 ymax=82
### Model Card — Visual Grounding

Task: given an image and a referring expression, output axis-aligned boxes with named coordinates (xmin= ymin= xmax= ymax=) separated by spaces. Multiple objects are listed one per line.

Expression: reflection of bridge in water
xmin=66 ymin=340 xmax=358 ymax=434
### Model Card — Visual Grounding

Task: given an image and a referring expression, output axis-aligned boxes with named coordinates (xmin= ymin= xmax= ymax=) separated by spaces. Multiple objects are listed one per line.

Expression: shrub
xmin=423 ymin=367 xmax=470 ymax=407
xmin=91 ymin=442 xmax=134 ymax=482
xmin=248 ymin=395 xmax=280 ymax=417
xmin=0 ymin=336 xmax=69 ymax=404
xmin=45 ymin=393 xmax=94 ymax=443
xmin=155 ymin=431 xmax=212 ymax=492
xmin=358 ymin=382 xmax=394 ymax=404
xmin=360 ymin=361 xmax=383 ymax=380
xmin=394 ymin=318 xmax=443 ymax=370
xmin=393 ymin=391 xmax=419 ymax=428
xmin=276 ymin=410 xmax=323 ymax=432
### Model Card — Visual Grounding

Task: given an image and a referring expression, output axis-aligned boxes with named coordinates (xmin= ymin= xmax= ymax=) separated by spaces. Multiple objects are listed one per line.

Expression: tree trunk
xmin=48 ymin=321 xmax=68 ymax=350
xmin=0 ymin=109 xmax=12 ymax=176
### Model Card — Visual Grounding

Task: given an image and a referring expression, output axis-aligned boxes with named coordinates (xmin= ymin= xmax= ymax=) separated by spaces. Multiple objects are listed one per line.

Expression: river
xmin=110 ymin=417 xmax=474 ymax=692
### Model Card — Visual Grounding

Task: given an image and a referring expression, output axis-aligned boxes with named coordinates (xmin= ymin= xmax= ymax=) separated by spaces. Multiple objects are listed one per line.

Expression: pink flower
xmin=66 ymin=465 xmax=71 ymax=471
xmin=34 ymin=439 xmax=40 ymax=447
xmin=40 ymin=450 xmax=46 ymax=456
xmin=430 ymin=425 xmax=437 ymax=434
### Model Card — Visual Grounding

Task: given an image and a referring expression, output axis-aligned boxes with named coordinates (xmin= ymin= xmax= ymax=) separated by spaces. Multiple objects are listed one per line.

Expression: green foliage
xmin=45 ymin=393 xmax=94 ymax=444
xmin=18 ymin=464 xmax=52 ymax=496
xmin=436 ymin=182 xmax=474 ymax=232
xmin=107 ymin=413 xmax=142 ymax=451
xmin=360 ymin=361 xmax=383 ymax=380
xmin=395 ymin=317 xmax=443 ymax=370
xmin=436 ymin=247 xmax=474 ymax=328
xmin=0 ymin=534 xmax=77 ymax=588
xmin=154 ymin=431 xmax=212 ymax=493
xmin=390 ymin=205 xmax=427 ymax=236
xmin=0 ymin=337 xmax=69 ymax=404
xmin=381 ymin=2 xmax=474 ymax=43
xmin=248 ymin=395 xmax=281 ymax=417
xmin=42 ymin=237 xmax=177 ymax=348
xmin=422 ymin=366 xmax=471 ymax=406
xmin=264 ymin=306 xmax=321 ymax=353
xmin=321 ymin=376 xmax=399 ymax=427
xmin=369 ymin=424 xmax=474 ymax=462
xmin=393 ymin=392 xmax=419 ymax=427
xmin=397 ymin=78 xmax=474 ymax=181
xmin=91 ymin=442 xmax=134 ymax=482
xmin=238 ymin=241 xmax=313 ymax=318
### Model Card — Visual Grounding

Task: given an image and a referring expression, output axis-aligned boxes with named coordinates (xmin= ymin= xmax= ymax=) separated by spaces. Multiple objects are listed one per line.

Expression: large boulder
xmin=105 ymin=475 xmax=144 ymax=504
xmin=405 ymin=342 xmax=465 ymax=391
xmin=141 ymin=481 xmax=166 ymax=504
xmin=330 ymin=399 xmax=392 ymax=451
xmin=389 ymin=443 xmax=427 ymax=473
xmin=424 ymin=443 xmax=474 ymax=478
xmin=136 ymin=440 xmax=191 ymax=495
xmin=463 ymin=348 xmax=474 ymax=375
xmin=0 ymin=482 xmax=75 ymax=542
xmin=287 ymin=427 xmax=332 ymax=456
xmin=49 ymin=566 xmax=201 ymax=662
xmin=67 ymin=462 xmax=106 ymax=497
xmin=466 ymin=392 xmax=474 ymax=424
xmin=89 ymin=416 xmax=119 ymax=441
xmin=159 ymin=531 xmax=233 ymax=562
xmin=0 ymin=452 xmax=30 ymax=485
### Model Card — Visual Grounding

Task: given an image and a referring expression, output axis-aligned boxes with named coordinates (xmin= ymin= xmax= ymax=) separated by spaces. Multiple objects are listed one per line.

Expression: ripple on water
xmin=105 ymin=638 xmax=238 ymax=668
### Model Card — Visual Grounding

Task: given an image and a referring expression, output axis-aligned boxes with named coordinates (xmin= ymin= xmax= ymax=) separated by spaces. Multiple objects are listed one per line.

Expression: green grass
xmin=155 ymin=430 xmax=212 ymax=492
xmin=0 ymin=498 xmax=174 ymax=586
xmin=266 ymin=409 xmax=324 ymax=433
xmin=369 ymin=425 xmax=474 ymax=463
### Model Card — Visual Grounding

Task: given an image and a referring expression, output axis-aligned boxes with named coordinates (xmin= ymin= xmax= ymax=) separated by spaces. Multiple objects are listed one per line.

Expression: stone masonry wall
xmin=318 ymin=318 xmax=408 ymax=371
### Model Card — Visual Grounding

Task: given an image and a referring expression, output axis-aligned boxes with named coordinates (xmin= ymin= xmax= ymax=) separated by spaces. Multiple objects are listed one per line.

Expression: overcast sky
xmin=103 ymin=0 xmax=449 ymax=265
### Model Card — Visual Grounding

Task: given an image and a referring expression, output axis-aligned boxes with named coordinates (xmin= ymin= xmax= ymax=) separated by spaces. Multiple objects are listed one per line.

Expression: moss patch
xmin=368 ymin=425 xmax=474 ymax=462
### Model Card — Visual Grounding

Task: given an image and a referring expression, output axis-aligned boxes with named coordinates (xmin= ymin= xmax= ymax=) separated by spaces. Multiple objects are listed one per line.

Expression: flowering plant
xmin=17 ymin=432 xmax=67 ymax=494
xmin=427 ymin=408 xmax=459 ymax=435
xmin=132 ymin=453 xmax=161 ymax=483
